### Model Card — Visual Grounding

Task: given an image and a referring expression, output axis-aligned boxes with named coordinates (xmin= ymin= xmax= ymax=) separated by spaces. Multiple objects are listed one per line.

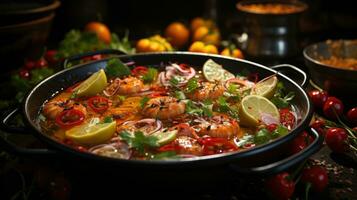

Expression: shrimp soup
xmin=38 ymin=58 xmax=299 ymax=160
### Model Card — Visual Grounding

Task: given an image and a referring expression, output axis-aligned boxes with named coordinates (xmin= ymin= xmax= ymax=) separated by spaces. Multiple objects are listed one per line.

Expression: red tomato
xmin=265 ymin=172 xmax=295 ymax=200
xmin=301 ymin=166 xmax=328 ymax=192
xmin=55 ymin=109 xmax=85 ymax=129
xmin=24 ymin=60 xmax=36 ymax=70
xmin=347 ymin=107 xmax=357 ymax=125
xmin=279 ymin=108 xmax=296 ymax=130
xmin=325 ymin=128 xmax=348 ymax=153
xmin=35 ymin=58 xmax=48 ymax=68
xmin=308 ymin=90 xmax=328 ymax=109
xmin=45 ymin=50 xmax=58 ymax=64
xmin=323 ymin=97 xmax=344 ymax=120
xmin=87 ymin=96 xmax=110 ymax=113
xmin=19 ymin=68 xmax=30 ymax=79
xmin=310 ymin=119 xmax=326 ymax=136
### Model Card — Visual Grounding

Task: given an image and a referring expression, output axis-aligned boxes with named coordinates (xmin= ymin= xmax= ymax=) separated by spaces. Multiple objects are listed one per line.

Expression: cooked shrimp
xmin=174 ymin=136 xmax=203 ymax=156
xmin=196 ymin=114 xmax=240 ymax=139
xmin=186 ymin=82 xmax=225 ymax=101
xmin=104 ymin=77 xmax=148 ymax=96
xmin=142 ymin=96 xmax=185 ymax=120
xmin=43 ymin=93 xmax=87 ymax=119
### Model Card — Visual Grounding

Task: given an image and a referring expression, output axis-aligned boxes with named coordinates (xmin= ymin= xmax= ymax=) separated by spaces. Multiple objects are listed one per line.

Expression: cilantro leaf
xmin=120 ymin=131 xmax=159 ymax=154
xmin=271 ymin=125 xmax=289 ymax=139
xmin=169 ymin=76 xmax=179 ymax=86
xmin=174 ymin=91 xmax=186 ymax=100
xmin=142 ymin=68 xmax=158 ymax=83
xmin=140 ymin=96 xmax=150 ymax=108
xmin=105 ymin=58 xmax=131 ymax=78
xmin=217 ymin=96 xmax=239 ymax=119
xmin=271 ymin=82 xmax=295 ymax=108
xmin=103 ymin=116 xmax=113 ymax=123
xmin=185 ymin=78 xmax=199 ymax=93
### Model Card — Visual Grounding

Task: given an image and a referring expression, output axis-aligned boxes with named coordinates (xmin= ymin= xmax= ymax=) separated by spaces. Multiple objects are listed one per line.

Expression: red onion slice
xmin=260 ymin=113 xmax=280 ymax=125
xmin=122 ymin=118 xmax=163 ymax=135
xmin=89 ymin=142 xmax=131 ymax=159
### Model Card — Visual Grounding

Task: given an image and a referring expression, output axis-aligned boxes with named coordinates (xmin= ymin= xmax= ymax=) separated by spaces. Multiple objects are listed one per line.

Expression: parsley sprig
xmin=106 ymin=58 xmax=131 ymax=78
xmin=120 ymin=131 xmax=159 ymax=154
xmin=271 ymin=82 xmax=295 ymax=108
xmin=142 ymin=68 xmax=158 ymax=84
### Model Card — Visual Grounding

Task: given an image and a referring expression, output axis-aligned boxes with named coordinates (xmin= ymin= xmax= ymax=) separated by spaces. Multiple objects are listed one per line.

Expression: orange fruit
xmin=188 ymin=41 xmax=205 ymax=52
xmin=193 ymin=26 xmax=220 ymax=46
xmin=221 ymin=48 xmax=244 ymax=59
xmin=193 ymin=26 xmax=209 ymax=41
xmin=85 ymin=22 xmax=111 ymax=44
xmin=165 ymin=22 xmax=190 ymax=48
xmin=204 ymin=44 xmax=218 ymax=54
xmin=191 ymin=17 xmax=206 ymax=32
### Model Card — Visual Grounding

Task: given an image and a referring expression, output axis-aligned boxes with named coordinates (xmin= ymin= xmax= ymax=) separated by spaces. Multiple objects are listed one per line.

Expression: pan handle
xmin=62 ymin=49 xmax=126 ymax=68
xmin=0 ymin=108 xmax=56 ymax=156
xmin=271 ymin=64 xmax=308 ymax=88
xmin=229 ymin=127 xmax=323 ymax=176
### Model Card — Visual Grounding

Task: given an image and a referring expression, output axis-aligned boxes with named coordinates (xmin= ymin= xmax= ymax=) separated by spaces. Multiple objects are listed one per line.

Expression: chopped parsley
xmin=216 ymin=96 xmax=239 ymax=119
xmin=106 ymin=58 xmax=131 ymax=78
xmin=185 ymin=100 xmax=213 ymax=117
xmin=169 ymin=76 xmax=180 ymax=86
xmin=174 ymin=91 xmax=186 ymax=100
xmin=120 ymin=131 xmax=159 ymax=154
xmin=103 ymin=116 xmax=113 ymax=123
xmin=142 ymin=67 xmax=158 ymax=83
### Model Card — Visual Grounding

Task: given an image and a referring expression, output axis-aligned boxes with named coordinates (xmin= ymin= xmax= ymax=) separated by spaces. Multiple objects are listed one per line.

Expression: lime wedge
xmin=203 ymin=59 xmax=234 ymax=82
xmin=151 ymin=129 xmax=177 ymax=146
xmin=74 ymin=69 xmax=107 ymax=97
xmin=251 ymin=75 xmax=278 ymax=99
xmin=239 ymin=95 xmax=280 ymax=127
xmin=65 ymin=121 xmax=116 ymax=145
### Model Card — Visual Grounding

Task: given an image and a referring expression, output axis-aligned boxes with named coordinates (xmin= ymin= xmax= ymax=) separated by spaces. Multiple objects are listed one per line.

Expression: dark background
xmin=48 ymin=0 xmax=357 ymax=47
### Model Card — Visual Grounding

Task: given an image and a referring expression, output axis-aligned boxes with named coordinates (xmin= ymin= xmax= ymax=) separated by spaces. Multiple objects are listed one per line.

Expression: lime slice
xmin=203 ymin=59 xmax=234 ymax=82
xmin=65 ymin=121 xmax=116 ymax=145
xmin=239 ymin=95 xmax=280 ymax=127
xmin=151 ymin=129 xmax=177 ymax=146
xmin=251 ymin=75 xmax=278 ymax=99
xmin=74 ymin=69 xmax=107 ymax=97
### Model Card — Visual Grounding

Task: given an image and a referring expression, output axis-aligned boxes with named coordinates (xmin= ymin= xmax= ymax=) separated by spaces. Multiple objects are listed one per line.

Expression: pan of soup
xmin=0 ymin=51 xmax=320 ymax=176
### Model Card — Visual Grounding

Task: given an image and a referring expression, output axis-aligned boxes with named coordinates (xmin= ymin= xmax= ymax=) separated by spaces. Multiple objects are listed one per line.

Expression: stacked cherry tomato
xmin=18 ymin=50 xmax=58 ymax=79
xmin=308 ymin=89 xmax=357 ymax=154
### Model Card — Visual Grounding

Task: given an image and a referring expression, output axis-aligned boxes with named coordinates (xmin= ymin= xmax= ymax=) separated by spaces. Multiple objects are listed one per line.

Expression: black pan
xmin=0 ymin=51 xmax=321 ymax=188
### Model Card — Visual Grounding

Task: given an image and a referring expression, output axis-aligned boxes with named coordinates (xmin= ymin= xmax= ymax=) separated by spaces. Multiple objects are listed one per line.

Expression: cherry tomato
xmin=131 ymin=66 xmax=148 ymax=76
xmin=290 ymin=131 xmax=313 ymax=154
xmin=24 ymin=59 xmax=36 ymax=70
xmin=19 ymin=68 xmax=30 ymax=79
xmin=301 ymin=166 xmax=328 ymax=192
xmin=347 ymin=107 xmax=357 ymax=125
xmin=45 ymin=50 xmax=58 ymax=64
xmin=308 ymin=90 xmax=328 ymax=109
xmin=279 ymin=108 xmax=296 ymax=130
xmin=35 ymin=58 xmax=48 ymax=68
xmin=325 ymin=128 xmax=348 ymax=153
xmin=310 ymin=119 xmax=326 ymax=136
xmin=265 ymin=172 xmax=295 ymax=200
xmin=87 ymin=96 xmax=110 ymax=113
xmin=323 ymin=97 xmax=344 ymax=120
xmin=199 ymin=137 xmax=238 ymax=155
xmin=55 ymin=109 xmax=85 ymax=129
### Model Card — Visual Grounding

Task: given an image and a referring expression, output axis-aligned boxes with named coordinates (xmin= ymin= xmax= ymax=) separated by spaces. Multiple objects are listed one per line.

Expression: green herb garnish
xmin=103 ymin=116 xmax=113 ymax=123
xmin=254 ymin=128 xmax=271 ymax=145
xmin=169 ymin=76 xmax=180 ymax=86
xmin=106 ymin=58 xmax=131 ymax=78
xmin=120 ymin=131 xmax=159 ymax=154
xmin=185 ymin=77 xmax=199 ymax=93
xmin=174 ymin=91 xmax=186 ymax=100
xmin=140 ymin=96 xmax=150 ymax=108
xmin=217 ymin=96 xmax=239 ymax=119
xmin=271 ymin=82 xmax=295 ymax=108
xmin=142 ymin=68 xmax=158 ymax=83
xmin=271 ymin=125 xmax=289 ymax=139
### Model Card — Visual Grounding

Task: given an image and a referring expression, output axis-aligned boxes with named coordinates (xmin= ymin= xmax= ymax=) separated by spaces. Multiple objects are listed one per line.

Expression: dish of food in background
xmin=304 ymin=39 xmax=357 ymax=102
xmin=237 ymin=1 xmax=306 ymax=15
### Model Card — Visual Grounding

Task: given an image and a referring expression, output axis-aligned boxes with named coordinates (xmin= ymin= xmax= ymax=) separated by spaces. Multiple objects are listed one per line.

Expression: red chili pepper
xmin=199 ymin=137 xmax=238 ymax=155
xmin=87 ymin=96 xmax=110 ymax=113
xmin=158 ymin=141 xmax=181 ymax=152
xmin=279 ymin=108 xmax=296 ymax=130
xmin=55 ymin=109 xmax=85 ymax=129
xmin=131 ymin=66 xmax=148 ymax=76
xmin=266 ymin=123 xmax=278 ymax=132
xmin=179 ymin=63 xmax=191 ymax=71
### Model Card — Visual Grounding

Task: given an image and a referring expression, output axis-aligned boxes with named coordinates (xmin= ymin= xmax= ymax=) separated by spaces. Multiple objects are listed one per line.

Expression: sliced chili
xmin=55 ymin=109 xmax=85 ymax=129
xmin=198 ymin=137 xmax=238 ymax=155
xmin=88 ymin=96 xmax=110 ymax=113
xmin=131 ymin=66 xmax=148 ymax=76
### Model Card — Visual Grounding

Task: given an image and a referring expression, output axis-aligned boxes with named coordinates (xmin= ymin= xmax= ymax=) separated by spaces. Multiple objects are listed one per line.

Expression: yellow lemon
xmin=74 ymin=69 xmax=107 ymax=97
